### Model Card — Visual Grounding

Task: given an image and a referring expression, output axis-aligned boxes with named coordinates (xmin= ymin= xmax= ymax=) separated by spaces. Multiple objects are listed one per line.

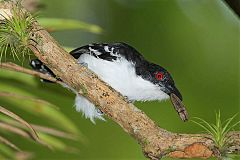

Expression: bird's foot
xmin=78 ymin=62 xmax=88 ymax=68
xmin=124 ymin=96 xmax=134 ymax=103
xmin=96 ymin=108 xmax=103 ymax=115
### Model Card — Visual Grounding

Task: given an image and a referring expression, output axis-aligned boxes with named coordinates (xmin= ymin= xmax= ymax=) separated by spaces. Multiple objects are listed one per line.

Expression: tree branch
xmin=0 ymin=1 xmax=239 ymax=159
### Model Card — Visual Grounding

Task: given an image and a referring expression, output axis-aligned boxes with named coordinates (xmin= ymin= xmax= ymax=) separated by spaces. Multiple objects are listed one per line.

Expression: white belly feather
xmin=73 ymin=54 xmax=169 ymax=123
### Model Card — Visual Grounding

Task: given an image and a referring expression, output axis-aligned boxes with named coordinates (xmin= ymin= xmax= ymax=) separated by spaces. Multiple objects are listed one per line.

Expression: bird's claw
xmin=79 ymin=62 xmax=88 ymax=67
xmin=96 ymin=108 xmax=103 ymax=115
xmin=124 ymin=96 xmax=134 ymax=103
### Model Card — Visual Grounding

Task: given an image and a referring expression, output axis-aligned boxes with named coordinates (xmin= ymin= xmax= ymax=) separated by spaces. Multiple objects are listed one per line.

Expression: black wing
xmin=70 ymin=43 xmax=116 ymax=61
xmin=70 ymin=42 xmax=146 ymax=65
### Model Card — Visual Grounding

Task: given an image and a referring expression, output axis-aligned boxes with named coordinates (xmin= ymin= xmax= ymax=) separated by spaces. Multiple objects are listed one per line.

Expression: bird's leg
xmin=124 ymin=96 xmax=135 ymax=103
xmin=78 ymin=62 xmax=88 ymax=68
xmin=96 ymin=108 xmax=103 ymax=115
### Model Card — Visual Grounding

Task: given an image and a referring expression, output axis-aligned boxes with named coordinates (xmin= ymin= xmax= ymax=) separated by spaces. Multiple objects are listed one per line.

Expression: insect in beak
xmin=170 ymin=93 xmax=188 ymax=122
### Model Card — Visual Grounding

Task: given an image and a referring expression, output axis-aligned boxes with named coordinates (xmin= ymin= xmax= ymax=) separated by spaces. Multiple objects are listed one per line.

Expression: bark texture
xmin=0 ymin=1 xmax=239 ymax=159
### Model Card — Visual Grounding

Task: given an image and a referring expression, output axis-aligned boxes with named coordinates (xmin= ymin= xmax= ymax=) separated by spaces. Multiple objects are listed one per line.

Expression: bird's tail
xmin=30 ymin=59 xmax=58 ymax=82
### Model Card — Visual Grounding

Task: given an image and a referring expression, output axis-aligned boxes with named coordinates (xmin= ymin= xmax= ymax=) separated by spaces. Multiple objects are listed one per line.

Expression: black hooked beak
xmin=165 ymin=85 xmax=183 ymax=101
xmin=165 ymin=84 xmax=188 ymax=122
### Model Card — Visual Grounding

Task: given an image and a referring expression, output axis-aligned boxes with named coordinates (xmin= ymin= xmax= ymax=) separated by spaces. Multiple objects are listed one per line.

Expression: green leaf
xmin=1 ymin=94 xmax=79 ymax=134
xmin=0 ymin=142 xmax=15 ymax=159
xmin=38 ymin=133 xmax=66 ymax=150
xmin=38 ymin=133 xmax=78 ymax=152
xmin=193 ymin=117 xmax=217 ymax=135
xmin=0 ymin=135 xmax=20 ymax=151
xmin=0 ymin=119 xmax=34 ymax=140
xmin=0 ymin=113 xmax=79 ymax=141
xmin=0 ymin=70 xmax=82 ymax=137
xmin=222 ymin=114 xmax=239 ymax=135
xmin=62 ymin=46 xmax=74 ymax=52
xmin=38 ymin=18 xmax=103 ymax=34
xmin=0 ymin=69 xmax=79 ymax=134
xmin=0 ymin=106 xmax=39 ymax=143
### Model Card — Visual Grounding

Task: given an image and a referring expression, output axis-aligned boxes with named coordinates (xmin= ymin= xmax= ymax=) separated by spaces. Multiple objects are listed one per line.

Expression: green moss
xmin=80 ymin=84 xmax=88 ymax=96
xmin=143 ymin=138 xmax=150 ymax=146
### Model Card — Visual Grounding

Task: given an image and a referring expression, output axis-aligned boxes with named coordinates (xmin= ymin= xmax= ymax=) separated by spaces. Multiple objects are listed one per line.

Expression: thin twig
xmin=0 ymin=91 xmax=59 ymax=110
xmin=0 ymin=122 xmax=32 ymax=139
xmin=0 ymin=135 xmax=21 ymax=151
xmin=0 ymin=62 xmax=63 ymax=84
xmin=0 ymin=106 xmax=39 ymax=141
xmin=0 ymin=105 xmax=52 ymax=149
xmin=31 ymin=124 xmax=78 ymax=140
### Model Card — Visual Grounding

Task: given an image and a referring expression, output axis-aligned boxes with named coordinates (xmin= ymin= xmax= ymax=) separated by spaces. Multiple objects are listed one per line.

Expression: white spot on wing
xmin=104 ymin=46 xmax=111 ymax=52
xmin=104 ymin=46 xmax=120 ymax=58
xmin=31 ymin=61 xmax=36 ymax=67
xmin=89 ymin=47 xmax=102 ymax=56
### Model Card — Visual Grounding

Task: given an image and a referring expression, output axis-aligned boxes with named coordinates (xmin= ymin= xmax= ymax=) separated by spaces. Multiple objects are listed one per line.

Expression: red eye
xmin=155 ymin=72 xmax=164 ymax=80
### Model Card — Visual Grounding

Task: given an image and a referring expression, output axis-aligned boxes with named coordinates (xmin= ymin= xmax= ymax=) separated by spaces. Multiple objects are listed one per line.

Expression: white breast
xmin=78 ymin=54 xmax=169 ymax=101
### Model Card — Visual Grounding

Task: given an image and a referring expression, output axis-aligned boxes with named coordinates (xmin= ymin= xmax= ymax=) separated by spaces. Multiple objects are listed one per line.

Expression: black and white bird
xmin=30 ymin=42 xmax=188 ymax=123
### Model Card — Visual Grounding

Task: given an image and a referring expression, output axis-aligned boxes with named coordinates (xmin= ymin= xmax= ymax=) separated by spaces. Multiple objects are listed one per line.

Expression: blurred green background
xmin=0 ymin=0 xmax=239 ymax=159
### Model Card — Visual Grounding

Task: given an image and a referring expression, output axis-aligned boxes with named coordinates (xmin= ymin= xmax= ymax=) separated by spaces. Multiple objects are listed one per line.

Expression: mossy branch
xmin=0 ymin=1 xmax=239 ymax=159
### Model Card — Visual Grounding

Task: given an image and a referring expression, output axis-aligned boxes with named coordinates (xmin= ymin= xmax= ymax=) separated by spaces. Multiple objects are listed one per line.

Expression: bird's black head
xmin=144 ymin=63 xmax=188 ymax=121
xmin=147 ymin=63 xmax=182 ymax=101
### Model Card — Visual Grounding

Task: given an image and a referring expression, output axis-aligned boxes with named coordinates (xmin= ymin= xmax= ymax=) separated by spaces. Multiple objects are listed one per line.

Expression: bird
xmin=30 ymin=42 xmax=188 ymax=123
